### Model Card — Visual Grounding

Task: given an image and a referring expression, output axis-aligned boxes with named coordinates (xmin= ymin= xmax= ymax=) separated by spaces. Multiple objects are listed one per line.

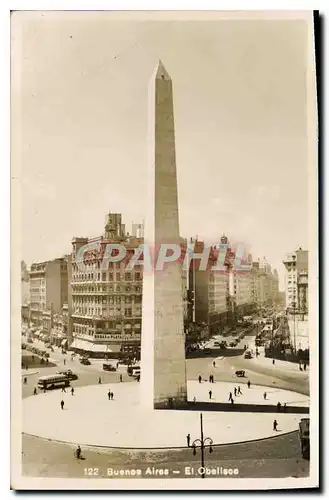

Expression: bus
xmin=37 ymin=374 xmax=71 ymax=390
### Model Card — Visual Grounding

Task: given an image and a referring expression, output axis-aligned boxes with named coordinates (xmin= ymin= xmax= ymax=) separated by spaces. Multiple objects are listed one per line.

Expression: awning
xmin=70 ymin=339 xmax=93 ymax=351
xmin=90 ymin=343 xmax=121 ymax=353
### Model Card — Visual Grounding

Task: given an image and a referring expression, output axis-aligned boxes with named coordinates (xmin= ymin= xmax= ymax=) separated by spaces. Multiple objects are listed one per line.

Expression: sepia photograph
xmin=10 ymin=9 xmax=319 ymax=490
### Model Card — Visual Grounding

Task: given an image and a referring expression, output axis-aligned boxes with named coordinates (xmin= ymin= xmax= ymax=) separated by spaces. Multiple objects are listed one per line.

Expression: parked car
xmin=235 ymin=370 xmax=246 ymax=377
xmin=57 ymin=370 xmax=79 ymax=380
xmin=244 ymin=351 xmax=252 ymax=359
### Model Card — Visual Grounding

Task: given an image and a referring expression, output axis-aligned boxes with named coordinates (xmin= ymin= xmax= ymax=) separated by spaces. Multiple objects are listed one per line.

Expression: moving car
xmin=80 ymin=357 xmax=91 ymax=365
xmin=235 ymin=370 xmax=246 ymax=377
xmin=244 ymin=351 xmax=252 ymax=359
xmin=103 ymin=363 xmax=116 ymax=372
xmin=57 ymin=369 xmax=79 ymax=380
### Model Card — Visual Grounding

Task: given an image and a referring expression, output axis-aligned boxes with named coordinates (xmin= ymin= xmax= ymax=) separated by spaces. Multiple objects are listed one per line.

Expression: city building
xmin=69 ymin=213 xmax=143 ymax=357
xmin=29 ymin=258 xmax=68 ymax=328
xmin=283 ymin=247 xmax=308 ymax=311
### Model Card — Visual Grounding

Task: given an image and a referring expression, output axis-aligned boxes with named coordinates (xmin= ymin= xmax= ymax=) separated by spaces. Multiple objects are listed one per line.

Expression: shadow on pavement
xmin=165 ymin=401 xmax=310 ymax=414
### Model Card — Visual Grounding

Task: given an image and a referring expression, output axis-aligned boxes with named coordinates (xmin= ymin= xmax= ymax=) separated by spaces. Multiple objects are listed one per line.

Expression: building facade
xmin=283 ymin=247 xmax=308 ymax=311
xmin=69 ymin=214 xmax=143 ymax=357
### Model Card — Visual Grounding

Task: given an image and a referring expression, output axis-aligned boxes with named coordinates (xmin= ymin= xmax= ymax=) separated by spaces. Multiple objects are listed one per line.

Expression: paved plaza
xmin=23 ymin=380 xmax=309 ymax=449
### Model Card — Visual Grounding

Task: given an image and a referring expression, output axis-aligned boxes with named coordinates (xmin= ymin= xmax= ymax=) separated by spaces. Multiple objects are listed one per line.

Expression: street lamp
xmin=191 ymin=413 xmax=213 ymax=479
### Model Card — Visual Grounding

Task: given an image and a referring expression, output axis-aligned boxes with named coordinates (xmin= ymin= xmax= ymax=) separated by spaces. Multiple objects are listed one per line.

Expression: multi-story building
xmin=283 ymin=247 xmax=308 ymax=311
xmin=29 ymin=258 xmax=68 ymax=327
xmin=69 ymin=214 xmax=143 ymax=357
xmin=251 ymin=259 xmax=279 ymax=310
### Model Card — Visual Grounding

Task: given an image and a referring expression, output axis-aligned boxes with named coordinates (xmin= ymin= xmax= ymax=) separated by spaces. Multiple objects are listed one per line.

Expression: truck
xmin=298 ymin=418 xmax=310 ymax=460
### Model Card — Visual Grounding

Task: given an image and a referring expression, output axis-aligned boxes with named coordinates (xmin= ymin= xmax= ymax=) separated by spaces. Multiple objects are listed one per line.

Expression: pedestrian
xmin=212 ymin=375 xmax=214 ymax=383
xmin=60 ymin=400 xmax=64 ymax=410
xmin=228 ymin=391 xmax=233 ymax=402
xmin=238 ymin=386 xmax=242 ymax=395
xmin=46 ymin=358 xmax=48 ymax=364
xmin=273 ymin=419 xmax=278 ymax=431
xmin=108 ymin=390 xmax=111 ymax=400
xmin=111 ymin=392 xmax=114 ymax=400
xmin=272 ymin=359 xmax=275 ymax=365
xmin=213 ymin=361 xmax=216 ymax=368
xmin=230 ymin=397 xmax=234 ymax=404
xmin=23 ymin=377 xmax=27 ymax=385
xmin=186 ymin=433 xmax=191 ymax=447
xmin=198 ymin=375 xmax=202 ymax=384
xmin=234 ymin=387 xmax=237 ymax=397
xmin=299 ymin=364 xmax=303 ymax=371
xmin=33 ymin=387 xmax=37 ymax=395
xmin=76 ymin=445 xmax=81 ymax=459
xmin=61 ymin=386 xmax=66 ymax=393
xmin=209 ymin=375 xmax=212 ymax=383
xmin=209 ymin=390 xmax=212 ymax=400
xmin=64 ymin=359 xmax=66 ymax=366
xmin=193 ymin=396 xmax=197 ymax=404
xmin=247 ymin=380 xmax=251 ymax=389
xmin=263 ymin=391 xmax=267 ymax=400
xmin=120 ymin=374 xmax=123 ymax=382
xmin=277 ymin=402 xmax=281 ymax=412
xmin=71 ymin=387 xmax=74 ymax=396
xmin=99 ymin=377 xmax=102 ymax=384
xmin=303 ymin=363 xmax=307 ymax=371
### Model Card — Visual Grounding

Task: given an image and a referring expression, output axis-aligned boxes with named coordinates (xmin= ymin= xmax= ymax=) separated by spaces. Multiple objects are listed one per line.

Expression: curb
xmin=22 ymin=371 xmax=39 ymax=377
xmin=22 ymin=429 xmax=298 ymax=452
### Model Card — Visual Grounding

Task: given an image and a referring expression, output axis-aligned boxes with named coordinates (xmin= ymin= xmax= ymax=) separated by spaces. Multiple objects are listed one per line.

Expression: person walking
xmin=61 ymin=386 xmax=66 ymax=393
xmin=120 ymin=374 xmax=123 ymax=382
xmin=303 ymin=363 xmax=307 ymax=371
xmin=277 ymin=402 xmax=281 ymax=412
xmin=209 ymin=390 xmax=212 ymax=400
xmin=110 ymin=392 xmax=114 ymax=400
xmin=230 ymin=397 xmax=234 ymax=404
xmin=108 ymin=390 xmax=111 ymax=400
xmin=186 ymin=433 xmax=191 ymax=447
xmin=234 ymin=387 xmax=237 ymax=397
xmin=247 ymin=380 xmax=251 ymax=389
xmin=71 ymin=387 xmax=74 ymax=396
xmin=64 ymin=359 xmax=66 ymax=366
xmin=228 ymin=391 xmax=233 ymax=402
xmin=60 ymin=400 xmax=64 ymax=410
xmin=272 ymin=359 xmax=275 ymax=365
xmin=263 ymin=391 xmax=267 ymax=400
xmin=23 ymin=377 xmax=27 ymax=385
xmin=98 ymin=377 xmax=102 ymax=384
xmin=33 ymin=387 xmax=37 ymax=395
xmin=213 ymin=361 xmax=216 ymax=368
xmin=76 ymin=445 xmax=81 ymax=459
xmin=198 ymin=375 xmax=202 ymax=384
xmin=237 ymin=386 xmax=242 ymax=395
xmin=273 ymin=419 xmax=278 ymax=431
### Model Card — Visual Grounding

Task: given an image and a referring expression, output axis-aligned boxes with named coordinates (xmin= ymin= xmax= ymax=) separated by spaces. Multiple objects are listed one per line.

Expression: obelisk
xmin=141 ymin=60 xmax=187 ymax=409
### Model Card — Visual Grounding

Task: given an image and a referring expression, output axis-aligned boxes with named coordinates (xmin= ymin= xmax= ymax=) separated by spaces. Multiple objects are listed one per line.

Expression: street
xmin=21 ymin=328 xmax=310 ymax=479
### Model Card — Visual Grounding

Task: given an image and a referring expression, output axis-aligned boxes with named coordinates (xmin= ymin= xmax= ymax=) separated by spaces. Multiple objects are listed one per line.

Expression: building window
xmin=102 ymin=272 xmax=106 ymax=281
xmin=116 ymin=273 xmax=121 ymax=281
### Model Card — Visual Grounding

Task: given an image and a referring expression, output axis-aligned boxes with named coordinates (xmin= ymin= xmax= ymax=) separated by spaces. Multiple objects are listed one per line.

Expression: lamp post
xmin=191 ymin=413 xmax=213 ymax=479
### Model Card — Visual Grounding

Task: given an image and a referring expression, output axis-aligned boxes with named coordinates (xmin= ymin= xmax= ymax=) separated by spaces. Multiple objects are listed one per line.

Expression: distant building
xmin=29 ymin=258 xmax=68 ymax=328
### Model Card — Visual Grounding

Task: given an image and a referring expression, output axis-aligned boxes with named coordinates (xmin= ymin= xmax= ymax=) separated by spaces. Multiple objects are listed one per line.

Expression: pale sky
xmin=13 ymin=12 xmax=310 ymax=288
